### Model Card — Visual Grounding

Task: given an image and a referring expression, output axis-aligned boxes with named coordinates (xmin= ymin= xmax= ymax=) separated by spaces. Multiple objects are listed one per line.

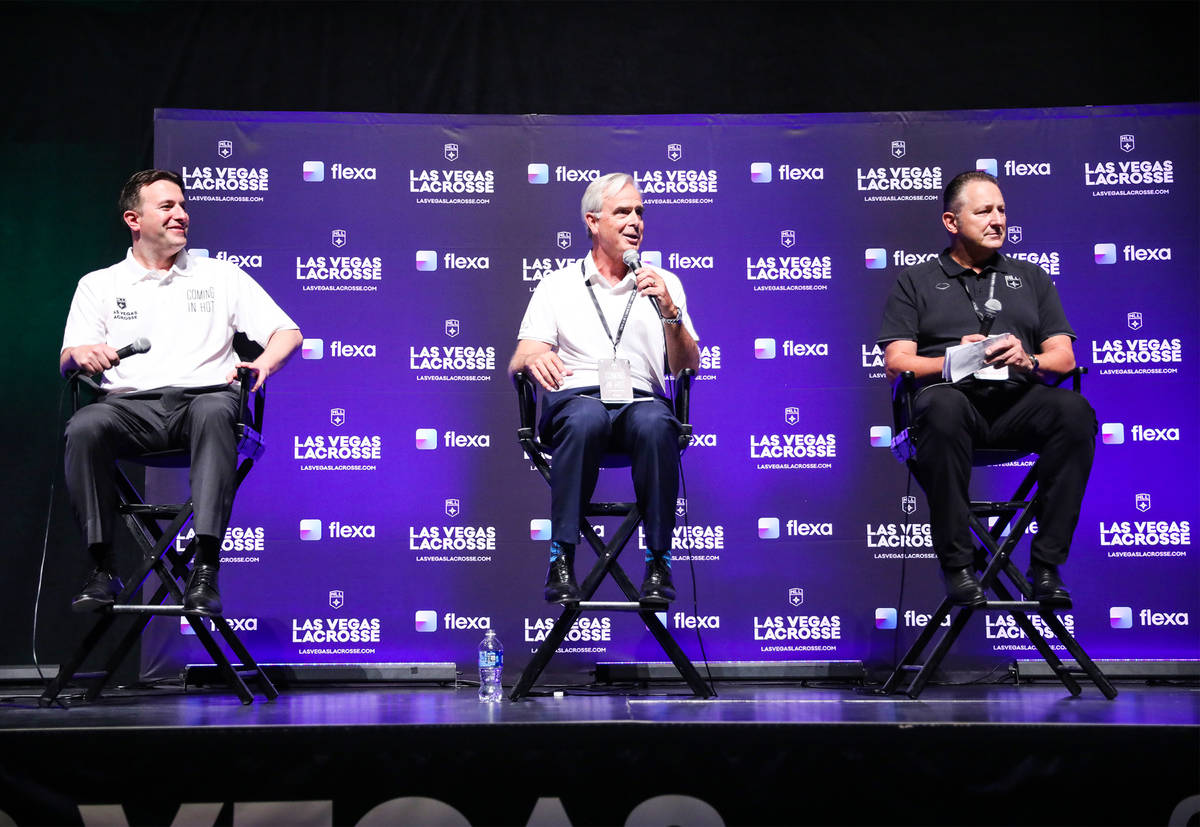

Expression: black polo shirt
xmin=877 ymin=251 xmax=1075 ymax=372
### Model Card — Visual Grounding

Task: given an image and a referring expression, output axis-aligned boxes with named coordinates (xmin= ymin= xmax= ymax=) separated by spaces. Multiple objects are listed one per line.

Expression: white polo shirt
xmin=62 ymin=248 xmax=299 ymax=394
xmin=517 ymin=253 xmax=699 ymax=396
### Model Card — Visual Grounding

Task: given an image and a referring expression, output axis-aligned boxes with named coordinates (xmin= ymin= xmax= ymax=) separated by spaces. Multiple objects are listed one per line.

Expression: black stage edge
xmin=183 ymin=661 xmax=458 ymax=686
xmin=2 ymin=683 xmax=1198 ymax=826
xmin=1017 ymin=658 xmax=1200 ymax=681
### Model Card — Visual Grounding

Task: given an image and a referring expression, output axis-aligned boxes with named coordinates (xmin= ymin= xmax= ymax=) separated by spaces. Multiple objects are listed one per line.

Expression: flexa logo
xmin=441 ymin=612 xmax=492 ymax=631
xmin=191 ymin=250 xmax=263 ymax=269
xmin=749 ymin=162 xmax=824 ymax=182
xmin=758 ymin=517 xmax=780 ymax=539
xmin=869 ymin=425 xmax=892 ymax=447
xmin=303 ymin=161 xmax=377 ymax=181
xmin=874 ymin=607 xmax=898 ymax=630
xmin=1094 ymin=243 xmax=1172 ymax=263
xmin=1111 ymin=607 xmax=1190 ymax=628
xmin=298 ymin=519 xmax=376 ymax=540
xmin=413 ymin=250 xmax=490 ymax=271
xmin=1100 ymin=422 xmax=1181 ymax=444
xmin=413 ymin=428 xmax=492 ymax=449
xmin=890 ymin=250 xmax=938 ymax=267
xmin=753 ymin=339 xmax=828 ymax=359
xmin=786 ymin=520 xmax=833 ymax=537
xmin=671 ymin=611 xmax=720 ymax=629
xmin=181 ymin=616 xmax=258 ymax=635
xmin=865 ymin=248 xmax=887 ymax=269
xmin=301 ymin=338 xmax=376 ymax=359
xmin=666 ymin=252 xmax=715 ymax=270
xmin=975 ymin=158 xmax=999 ymax=177
xmin=754 ymin=338 xmax=776 ymax=359
xmin=527 ymin=164 xmax=599 ymax=184
xmin=529 ymin=519 xmax=552 ymax=540
xmin=414 ymin=609 xmax=438 ymax=632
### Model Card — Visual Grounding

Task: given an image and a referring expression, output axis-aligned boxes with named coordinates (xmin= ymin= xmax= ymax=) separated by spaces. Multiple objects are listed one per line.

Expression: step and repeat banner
xmin=143 ymin=105 xmax=1198 ymax=680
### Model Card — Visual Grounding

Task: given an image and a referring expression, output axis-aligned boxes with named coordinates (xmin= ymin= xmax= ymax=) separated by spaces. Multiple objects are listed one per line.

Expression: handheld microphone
xmin=114 ymin=337 xmax=152 ymax=361
xmin=979 ymin=299 xmax=1002 ymax=336
xmin=622 ymin=249 xmax=662 ymax=318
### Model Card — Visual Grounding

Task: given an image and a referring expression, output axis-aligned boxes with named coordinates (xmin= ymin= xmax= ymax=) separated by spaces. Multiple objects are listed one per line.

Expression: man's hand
xmin=61 ymin=343 xmax=120 ymax=376
xmin=983 ymin=333 xmax=1035 ymax=372
xmin=634 ymin=266 xmax=680 ymax=320
xmin=959 ymin=333 xmax=986 ymax=346
xmin=521 ymin=350 xmax=572 ymax=392
xmin=227 ymin=362 xmax=266 ymax=392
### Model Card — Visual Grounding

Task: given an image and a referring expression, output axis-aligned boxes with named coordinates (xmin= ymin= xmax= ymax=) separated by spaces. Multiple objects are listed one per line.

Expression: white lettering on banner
xmin=753 ymin=615 xmax=842 ymax=640
xmin=556 ymin=166 xmax=600 ymax=182
xmin=636 ymin=525 xmax=725 ymax=550
xmin=634 ymin=169 xmax=719 ymax=193
xmin=1091 ymin=339 xmax=1183 ymax=364
xmin=667 ymin=252 xmax=715 ymax=269
xmin=1007 ymin=251 xmax=1061 ymax=275
xmin=408 ymin=347 xmax=496 ymax=371
xmin=1084 ymin=160 xmax=1174 ymax=186
xmin=290 ymin=618 xmax=382 ymax=643
xmin=408 ymin=527 xmax=497 ymax=551
xmin=744 ymin=256 xmax=832 ymax=281
xmin=986 ymin=613 xmax=1075 ymax=639
xmin=524 ymin=616 xmax=612 ymax=642
xmin=408 ymin=169 xmax=495 ymax=192
xmin=1122 ymin=245 xmax=1172 ymax=261
xmin=1139 ymin=610 xmax=1190 ymax=626
xmin=904 ymin=610 xmax=951 ymax=628
xmin=856 ymin=166 xmax=943 ymax=190
xmin=892 ymin=250 xmax=938 ymax=267
xmin=293 ymin=435 xmax=383 ymax=460
xmin=522 ymin=256 xmax=578 ymax=284
xmin=181 ymin=166 xmax=270 ymax=191
xmin=1003 ymin=160 xmax=1052 ymax=176
xmin=210 ymin=252 xmax=263 ymax=268
xmin=750 ymin=434 xmax=837 ymax=459
xmin=866 ymin=524 xmax=932 ymax=548
xmin=1100 ymin=521 xmax=1191 ymax=546
xmin=295 ymin=256 xmax=383 ymax=280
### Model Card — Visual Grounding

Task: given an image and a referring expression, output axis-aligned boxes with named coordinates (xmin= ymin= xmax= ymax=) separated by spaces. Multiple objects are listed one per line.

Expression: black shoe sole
xmin=947 ymin=593 xmax=988 ymax=608
xmin=70 ymin=595 xmax=115 ymax=613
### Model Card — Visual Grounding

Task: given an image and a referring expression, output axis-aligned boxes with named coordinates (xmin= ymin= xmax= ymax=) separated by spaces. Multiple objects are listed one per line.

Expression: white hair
xmin=581 ymin=173 xmax=639 ymax=237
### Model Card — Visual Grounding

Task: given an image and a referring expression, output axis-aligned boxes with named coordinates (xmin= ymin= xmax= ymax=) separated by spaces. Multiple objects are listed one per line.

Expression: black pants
xmin=910 ymin=381 xmax=1097 ymax=570
xmin=538 ymin=388 xmax=681 ymax=550
xmin=64 ymin=386 xmax=241 ymax=549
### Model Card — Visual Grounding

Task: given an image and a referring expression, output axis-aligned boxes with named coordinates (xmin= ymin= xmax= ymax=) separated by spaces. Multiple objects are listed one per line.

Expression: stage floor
xmin=1 ymin=681 xmax=1197 ymax=826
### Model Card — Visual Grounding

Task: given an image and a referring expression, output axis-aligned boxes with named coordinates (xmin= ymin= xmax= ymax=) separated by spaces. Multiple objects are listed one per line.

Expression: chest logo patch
xmin=1005 ymin=274 xmax=1023 ymax=290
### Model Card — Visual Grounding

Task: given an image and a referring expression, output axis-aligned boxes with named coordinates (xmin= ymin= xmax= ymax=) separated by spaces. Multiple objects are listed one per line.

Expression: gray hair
xmin=581 ymin=173 xmax=639 ymax=237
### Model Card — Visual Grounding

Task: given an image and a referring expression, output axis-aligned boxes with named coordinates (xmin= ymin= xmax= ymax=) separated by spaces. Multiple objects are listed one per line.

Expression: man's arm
xmin=663 ymin=320 xmax=700 ymax=375
xmin=509 ymin=339 xmax=572 ymax=392
xmin=883 ymin=340 xmax=944 ymax=383
xmin=983 ymin=333 xmax=1075 ymax=379
xmin=229 ymin=328 xmax=303 ymax=392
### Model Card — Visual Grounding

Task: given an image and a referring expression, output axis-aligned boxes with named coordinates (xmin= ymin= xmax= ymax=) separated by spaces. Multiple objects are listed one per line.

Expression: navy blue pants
xmin=64 ymin=386 xmax=241 ymax=547
xmin=538 ymin=388 xmax=681 ymax=550
xmin=910 ymin=381 xmax=1096 ymax=570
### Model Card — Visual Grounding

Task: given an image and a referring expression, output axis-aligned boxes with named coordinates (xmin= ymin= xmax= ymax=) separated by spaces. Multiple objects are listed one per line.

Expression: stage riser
xmin=2 ymin=724 xmax=1195 ymax=826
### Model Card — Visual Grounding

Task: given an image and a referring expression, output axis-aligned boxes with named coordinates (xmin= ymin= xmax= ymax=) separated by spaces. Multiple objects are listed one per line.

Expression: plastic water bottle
xmin=478 ymin=628 xmax=504 ymax=702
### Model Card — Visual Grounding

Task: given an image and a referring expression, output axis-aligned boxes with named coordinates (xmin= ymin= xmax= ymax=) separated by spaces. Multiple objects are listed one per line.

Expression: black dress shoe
xmin=942 ymin=566 xmax=986 ymax=607
xmin=639 ymin=556 xmax=676 ymax=602
xmin=1028 ymin=563 xmax=1072 ymax=608
xmin=184 ymin=564 xmax=222 ymax=615
xmin=71 ymin=569 xmax=124 ymax=612
xmin=543 ymin=544 xmax=580 ymax=603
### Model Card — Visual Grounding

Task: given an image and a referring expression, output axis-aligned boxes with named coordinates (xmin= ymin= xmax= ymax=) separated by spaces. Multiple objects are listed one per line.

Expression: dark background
xmin=2 ymin=0 xmax=1197 ymax=672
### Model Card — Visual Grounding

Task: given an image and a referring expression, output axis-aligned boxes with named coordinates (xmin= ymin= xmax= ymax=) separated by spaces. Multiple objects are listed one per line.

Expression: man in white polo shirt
xmin=509 ymin=173 xmax=700 ymax=603
xmin=60 ymin=169 xmax=302 ymax=615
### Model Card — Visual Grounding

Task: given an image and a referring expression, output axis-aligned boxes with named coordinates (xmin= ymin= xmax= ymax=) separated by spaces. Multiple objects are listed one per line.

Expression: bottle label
xmin=479 ymin=651 xmax=503 ymax=669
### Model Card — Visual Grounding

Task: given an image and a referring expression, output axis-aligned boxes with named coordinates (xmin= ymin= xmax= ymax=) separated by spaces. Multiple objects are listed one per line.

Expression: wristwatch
xmin=1030 ymin=354 xmax=1040 ymax=372
xmin=661 ymin=311 xmax=683 ymax=326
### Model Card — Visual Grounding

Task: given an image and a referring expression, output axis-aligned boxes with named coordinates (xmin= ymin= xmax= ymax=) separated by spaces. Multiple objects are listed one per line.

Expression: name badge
xmin=598 ymin=358 xmax=634 ymax=403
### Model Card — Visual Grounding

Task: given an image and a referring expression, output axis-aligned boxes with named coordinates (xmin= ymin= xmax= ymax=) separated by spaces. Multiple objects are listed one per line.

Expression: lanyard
xmin=960 ymin=270 xmax=997 ymax=323
xmin=582 ymin=258 xmax=637 ymax=355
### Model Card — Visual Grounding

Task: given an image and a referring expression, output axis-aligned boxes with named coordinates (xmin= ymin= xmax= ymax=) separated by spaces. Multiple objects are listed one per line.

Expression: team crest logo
xmin=1120 ymin=134 xmax=1135 ymax=153
xmin=784 ymin=406 xmax=800 ymax=427
xmin=1007 ymin=226 xmax=1022 ymax=244
xmin=330 ymin=407 xmax=346 ymax=427
xmin=1135 ymin=493 xmax=1151 ymax=513
xmin=900 ymin=495 xmax=917 ymax=515
xmin=675 ymin=498 xmax=688 ymax=517
xmin=780 ymin=230 xmax=795 ymax=248
xmin=891 ymin=140 xmax=906 ymax=158
xmin=116 ymin=297 xmax=127 ymax=310
xmin=445 ymin=498 xmax=461 ymax=518
xmin=444 ymin=143 xmax=460 ymax=162
xmin=328 ymin=590 xmax=345 ymax=610
xmin=444 ymin=318 xmax=460 ymax=338
xmin=1127 ymin=312 xmax=1143 ymax=331
xmin=331 ymin=229 xmax=347 ymax=248
xmin=1005 ymin=274 xmax=1022 ymax=290
xmin=788 ymin=588 xmax=805 ymax=607
xmin=217 ymin=140 xmax=233 ymax=159
xmin=557 ymin=231 xmax=572 ymax=250
xmin=667 ymin=143 xmax=682 ymax=162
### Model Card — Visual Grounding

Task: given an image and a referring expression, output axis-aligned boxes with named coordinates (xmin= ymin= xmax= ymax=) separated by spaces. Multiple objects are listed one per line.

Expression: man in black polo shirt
xmin=877 ymin=170 xmax=1096 ymax=607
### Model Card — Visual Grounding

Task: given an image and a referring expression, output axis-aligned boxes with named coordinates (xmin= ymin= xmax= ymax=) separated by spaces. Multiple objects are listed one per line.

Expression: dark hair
xmin=118 ymin=169 xmax=185 ymax=216
xmin=943 ymin=170 xmax=999 ymax=214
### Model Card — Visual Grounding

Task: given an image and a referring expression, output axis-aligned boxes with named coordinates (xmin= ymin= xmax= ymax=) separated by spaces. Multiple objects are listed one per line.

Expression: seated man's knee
xmin=64 ymin=405 xmax=118 ymax=448
xmin=188 ymin=393 xmax=238 ymax=431
xmin=913 ymin=386 xmax=973 ymax=435
xmin=1045 ymin=389 xmax=1097 ymax=441
xmin=553 ymin=399 xmax=610 ymax=443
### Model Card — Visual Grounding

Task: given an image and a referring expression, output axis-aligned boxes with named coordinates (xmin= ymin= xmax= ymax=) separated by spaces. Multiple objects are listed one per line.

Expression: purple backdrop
xmin=144 ymin=106 xmax=1199 ymax=680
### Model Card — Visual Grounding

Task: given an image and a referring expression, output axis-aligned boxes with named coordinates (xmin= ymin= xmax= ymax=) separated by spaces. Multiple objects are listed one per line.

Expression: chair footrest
xmin=111 ymin=604 xmax=212 ymax=617
xmin=968 ymin=500 xmax=1032 ymax=512
xmin=983 ymin=600 xmax=1042 ymax=610
xmin=576 ymin=600 xmax=668 ymax=612
xmin=119 ymin=503 xmax=187 ymax=518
